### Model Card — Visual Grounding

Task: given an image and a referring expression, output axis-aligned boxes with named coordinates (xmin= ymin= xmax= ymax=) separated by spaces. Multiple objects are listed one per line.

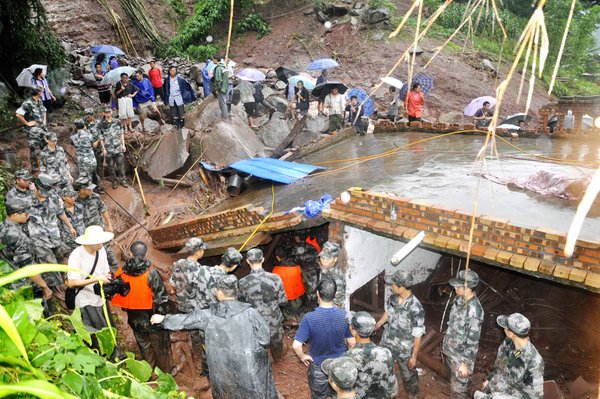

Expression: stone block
xmin=569 ymin=268 xmax=587 ymax=283
xmin=584 ymin=272 xmax=600 ymax=289
xmin=496 ymin=251 xmax=513 ymax=264
xmin=553 ymin=264 xmax=571 ymax=279
xmin=434 ymin=235 xmax=450 ymax=248
xmin=523 ymin=257 xmax=541 ymax=271
xmin=483 ymin=247 xmax=500 ymax=261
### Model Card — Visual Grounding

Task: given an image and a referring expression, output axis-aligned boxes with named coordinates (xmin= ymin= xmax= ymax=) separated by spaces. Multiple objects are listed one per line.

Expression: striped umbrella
xmin=307 ymin=58 xmax=339 ymax=71
xmin=347 ymin=88 xmax=375 ymax=117
xmin=399 ymin=72 xmax=434 ymax=99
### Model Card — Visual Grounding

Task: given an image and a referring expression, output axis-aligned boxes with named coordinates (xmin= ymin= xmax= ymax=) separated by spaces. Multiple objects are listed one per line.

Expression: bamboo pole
xmin=134 ymin=167 xmax=149 ymax=215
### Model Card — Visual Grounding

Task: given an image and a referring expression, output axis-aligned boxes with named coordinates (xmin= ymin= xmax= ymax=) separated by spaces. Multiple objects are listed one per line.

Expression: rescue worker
xmin=319 ymin=241 xmax=346 ymax=308
xmin=112 ymin=241 xmax=171 ymax=371
xmin=75 ymin=179 xmax=118 ymax=271
xmin=321 ymin=356 xmax=360 ymax=399
xmin=15 ymin=86 xmax=47 ymax=171
xmin=6 ymin=169 xmax=36 ymax=211
xmin=347 ymin=311 xmax=398 ymax=398
xmin=239 ymin=248 xmax=288 ymax=361
xmin=39 ymin=132 xmax=71 ymax=189
xmin=293 ymin=232 xmax=321 ymax=308
xmin=71 ymin=119 xmax=100 ymax=191
xmin=375 ymin=270 xmax=425 ymax=399
xmin=273 ymin=246 xmax=305 ymax=321
xmin=0 ymin=201 xmax=52 ymax=297
xmin=475 ymin=313 xmax=544 ymax=399
xmin=169 ymin=237 xmax=210 ymax=376
xmin=442 ymin=269 xmax=484 ymax=398
xmin=85 ymin=109 xmax=107 ymax=192
xmin=60 ymin=185 xmax=86 ymax=254
xmin=207 ymin=247 xmax=243 ymax=297
xmin=151 ymin=275 xmax=279 ymax=399
xmin=98 ymin=106 xmax=128 ymax=189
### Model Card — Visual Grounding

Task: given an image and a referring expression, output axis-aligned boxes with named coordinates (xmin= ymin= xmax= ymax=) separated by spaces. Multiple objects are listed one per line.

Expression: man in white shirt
xmin=66 ymin=225 xmax=114 ymax=332
xmin=324 ymin=87 xmax=346 ymax=134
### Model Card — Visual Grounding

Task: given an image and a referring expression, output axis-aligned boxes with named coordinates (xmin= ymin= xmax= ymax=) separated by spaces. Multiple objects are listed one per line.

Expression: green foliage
xmin=368 ymin=0 xmax=396 ymax=13
xmin=166 ymin=0 xmax=187 ymax=18
xmin=237 ymin=13 xmax=272 ymax=38
xmin=0 ymin=265 xmax=188 ymax=398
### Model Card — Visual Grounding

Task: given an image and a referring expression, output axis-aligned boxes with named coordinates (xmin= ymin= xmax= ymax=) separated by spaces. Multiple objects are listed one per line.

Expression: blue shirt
xmin=294 ymin=306 xmax=352 ymax=366
xmin=132 ymin=77 xmax=156 ymax=107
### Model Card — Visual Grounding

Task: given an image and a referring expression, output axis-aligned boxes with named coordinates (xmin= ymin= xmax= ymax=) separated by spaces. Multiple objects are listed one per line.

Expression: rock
xmin=243 ymin=57 xmax=254 ymax=65
xmin=262 ymin=86 xmax=275 ymax=98
xmin=141 ymin=125 xmax=190 ymax=180
xmin=304 ymin=9 xmax=314 ymax=15
xmin=293 ymin=129 xmax=320 ymax=147
xmin=482 ymin=59 xmax=496 ymax=72
xmin=332 ymin=4 xmax=350 ymax=15
xmin=142 ymin=118 xmax=161 ymax=134
xmin=439 ymin=111 xmax=464 ymax=124
xmin=363 ymin=8 xmax=391 ymax=24
xmin=268 ymin=96 xmax=289 ymax=113
xmin=354 ymin=1 xmax=364 ymax=9
xmin=82 ymin=73 xmax=97 ymax=88
xmin=317 ymin=10 xmax=329 ymax=22
xmin=350 ymin=17 xmax=358 ymax=26
xmin=372 ymin=31 xmax=385 ymax=41
xmin=257 ymin=112 xmax=291 ymax=147
xmin=266 ymin=70 xmax=277 ymax=78
xmin=410 ymin=44 xmax=424 ymax=55
xmin=274 ymin=80 xmax=287 ymax=90
xmin=60 ymin=41 xmax=72 ymax=54
xmin=189 ymin=64 xmax=202 ymax=83
xmin=305 ymin=114 xmax=330 ymax=134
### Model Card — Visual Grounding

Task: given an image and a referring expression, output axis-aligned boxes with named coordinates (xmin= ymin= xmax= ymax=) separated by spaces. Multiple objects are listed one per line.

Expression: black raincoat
xmin=162 ymin=300 xmax=278 ymax=399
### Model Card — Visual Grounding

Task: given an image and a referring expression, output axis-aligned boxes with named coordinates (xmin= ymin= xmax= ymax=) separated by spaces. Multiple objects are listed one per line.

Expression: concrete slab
xmin=141 ymin=126 xmax=190 ymax=180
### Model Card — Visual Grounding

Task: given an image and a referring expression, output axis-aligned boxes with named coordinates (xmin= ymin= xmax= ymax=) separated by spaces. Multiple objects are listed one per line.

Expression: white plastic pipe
xmin=390 ymin=231 xmax=426 ymax=265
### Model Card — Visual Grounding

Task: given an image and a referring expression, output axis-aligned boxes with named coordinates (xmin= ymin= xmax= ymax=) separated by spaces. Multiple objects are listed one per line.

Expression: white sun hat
xmin=75 ymin=225 xmax=115 ymax=245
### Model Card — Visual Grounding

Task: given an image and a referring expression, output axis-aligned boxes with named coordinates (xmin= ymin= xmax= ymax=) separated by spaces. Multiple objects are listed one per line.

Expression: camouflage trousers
xmin=28 ymin=132 xmax=46 ymax=170
xmin=268 ymin=322 xmax=284 ymax=361
xmin=302 ymin=269 xmax=319 ymax=308
xmin=94 ymin=150 xmax=105 ymax=179
xmin=445 ymin=357 xmax=470 ymax=399
xmin=106 ymin=153 xmax=126 ymax=184
xmin=394 ymin=354 xmax=419 ymax=398
xmin=189 ymin=329 xmax=209 ymax=376
xmin=77 ymin=158 xmax=98 ymax=184
xmin=104 ymin=243 xmax=119 ymax=273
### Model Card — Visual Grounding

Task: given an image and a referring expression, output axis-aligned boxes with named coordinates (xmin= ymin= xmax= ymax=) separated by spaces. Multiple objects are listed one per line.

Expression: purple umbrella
xmin=464 ymin=96 xmax=496 ymax=116
xmin=236 ymin=68 xmax=266 ymax=82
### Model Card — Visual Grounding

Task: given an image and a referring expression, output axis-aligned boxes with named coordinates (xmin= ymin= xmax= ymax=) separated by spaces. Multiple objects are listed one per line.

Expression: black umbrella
xmin=275 ymin=67 xmax=298 ymax=83
xmin=311 ymin=81 xmax=348 ymax=98
xmin=499 ymin=113 xmax=533 ymax=126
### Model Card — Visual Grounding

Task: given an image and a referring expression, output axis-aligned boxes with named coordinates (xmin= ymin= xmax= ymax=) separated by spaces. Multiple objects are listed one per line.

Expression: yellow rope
xmin=239 ymin=184 xmax=275 ymax=251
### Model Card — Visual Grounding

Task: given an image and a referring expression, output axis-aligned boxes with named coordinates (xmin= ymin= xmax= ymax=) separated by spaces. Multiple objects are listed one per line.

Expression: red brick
xmin=471 ymin=244 xmax=487 ymax=257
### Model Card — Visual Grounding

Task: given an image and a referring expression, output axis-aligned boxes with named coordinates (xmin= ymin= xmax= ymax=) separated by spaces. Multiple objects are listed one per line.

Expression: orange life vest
xmin=111 ymin=267 xmax=153 ymax=310
xmin=273 ymin=265 xmax=305 ymax=301
xmin=306 ymin=236 xmax=321 ymax=253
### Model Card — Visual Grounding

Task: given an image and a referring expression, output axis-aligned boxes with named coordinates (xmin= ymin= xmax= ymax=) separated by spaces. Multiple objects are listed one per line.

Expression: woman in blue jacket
xmin=163 ymin=66 xmax=198 ymax=129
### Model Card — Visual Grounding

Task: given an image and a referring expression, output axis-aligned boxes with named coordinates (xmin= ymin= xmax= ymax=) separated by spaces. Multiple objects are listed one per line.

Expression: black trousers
xmin=170 ymin=104 xmax=185 ymax=128
xmin=308 ymin=361 xmax=333 ymax=399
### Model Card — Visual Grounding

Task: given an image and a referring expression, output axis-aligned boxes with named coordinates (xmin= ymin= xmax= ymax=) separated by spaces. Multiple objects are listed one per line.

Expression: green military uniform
xmin=99 ymin=117 xmax=127 ymax=187
xmin=86 ymin=117 xmax=106 ymax=186
xmin=70 ymin=128 xmax=98 ymax=185
xmin=16 ymin=96 xmax=47 ymax=169
xmin=0 ymin=218 xmax=36 ymax=289
xmin=321 ymin=357 xmax=360 ymax=398
xmin=6 ymin=186 xmax=36 ymax=212
xmin=318 ymin=241 xmax=346 ymax=308
xmin=39 ymin=144 xmax=70 ymax=189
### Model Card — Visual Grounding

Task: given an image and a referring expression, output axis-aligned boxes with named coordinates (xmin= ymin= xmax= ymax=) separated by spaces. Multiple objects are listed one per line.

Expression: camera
xmin=93 ymin=277 xmax=130 ymax=299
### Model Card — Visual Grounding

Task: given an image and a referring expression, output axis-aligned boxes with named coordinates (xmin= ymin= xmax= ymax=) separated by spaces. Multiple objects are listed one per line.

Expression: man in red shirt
xmin=405 ymin=82 xmax=424 ymax=123
xmin=148 ymin=61 xmax=164 ymax=101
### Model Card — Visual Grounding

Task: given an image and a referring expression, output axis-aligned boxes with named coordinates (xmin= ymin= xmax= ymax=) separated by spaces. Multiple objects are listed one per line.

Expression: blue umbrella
xmin=346 ymin=88 xmax=374 ymax=117
xmin=307 ymin=58 xmax=339 ymax=71
xmin=89 ymin=45 xmax=125 ymax=55
xmin=288 ymin=75 xmax=316 ymax=90
xmin=399 ymin=72 xmax=434 ymax=99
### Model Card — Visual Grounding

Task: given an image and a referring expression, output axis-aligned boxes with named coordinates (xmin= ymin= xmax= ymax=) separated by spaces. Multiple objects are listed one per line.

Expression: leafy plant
xmin=0 ymin=265 xmax=187 ymax=398
xmin=368 ymin=0 xmax=396 ymax=13
xmin=237 ymin=13 xmax=272 ymax=38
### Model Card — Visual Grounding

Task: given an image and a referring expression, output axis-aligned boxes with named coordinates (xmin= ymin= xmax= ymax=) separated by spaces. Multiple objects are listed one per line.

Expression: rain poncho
xmin=162 ymin=300 xmax=278 ymax=399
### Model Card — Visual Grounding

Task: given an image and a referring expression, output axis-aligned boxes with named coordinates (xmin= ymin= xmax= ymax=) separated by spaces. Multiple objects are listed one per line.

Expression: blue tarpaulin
xmin=200 ymin=158 xmax=325 ymax=184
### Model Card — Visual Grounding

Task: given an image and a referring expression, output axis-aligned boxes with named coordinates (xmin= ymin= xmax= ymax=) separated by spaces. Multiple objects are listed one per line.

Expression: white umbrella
xmin=380 ymin=76 xmax=404 ymax=89
xmin=16 ymin=64 xmax=48 ymax=87
xmin=100 ymin=66 xmax=137 ymax=85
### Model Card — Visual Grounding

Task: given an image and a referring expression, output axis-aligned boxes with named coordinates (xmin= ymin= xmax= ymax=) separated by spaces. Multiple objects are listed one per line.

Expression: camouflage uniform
xmin=5 ymin=187 xmax=36 ymax=212
xmin=442 ymin=294 xmax=484 ymax=398
xmin=61 ymin=201 xmax=86 ymax=254
xmin=320 ymin=263 xmax=346 ymax=308
xmin=17 ymin=97 xmax=47 ymax=168
xmin=0 ymin=219 xmax=36 ymax=288
xmin=380 ymin=294 xmax=424 ymax=397
xmin=295 ymin=241 xmax=320 ymax=307
xmin=321 ymin=357 xmax=360 ymax=397
xmin=86 ymin=119 xmax=105 ymax=181
xmin=76 ymin=192 xmax=118 ymax=271
xmin=100 ymin=118 xmax=127 ymax=185
xmin=346 ymin=342 xmax=398 ymax=398
xmin=39 ymin=145 xmax=70 ymax=189
xmin=239 ymin=259 xmax=288 ymax=359
xmin=70 ymin=129 xmax=97 ymax=184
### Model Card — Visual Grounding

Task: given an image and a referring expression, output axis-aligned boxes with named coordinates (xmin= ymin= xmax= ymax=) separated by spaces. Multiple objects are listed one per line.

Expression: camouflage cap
xmin=321 ymin=357 xmax=358 ymax=390
xmin=222 ymin=247 xmax=243 ymax=266
xmin=384 ymin=269 xmax=413 ymax=288
xmin=75 ymin=177 xmax=95 ymax=191
xmin=5 ymin=200 xmax=29 ymax=215
xmin=61 ymin=185 xmax=77 ymax=197
xmin=30 ymin=86 xmax=43 ymax=94
xmin=102 ymin=106 xmax=113 ymax=113
xmin=351 ymin=311 xmax=376 ymax=337
xmin=448 ymin=269 xmax=479 ymax=289
xmin=84 ymin=108 xmax=95 ymax=116
xmin=14 ymin=169 xmax=32 ymax=180
xmin=46 ymin=131 xmax=58 ymax=142
xmin=35 ymin=173 xmax=56 ymax=196
xmin=215 ymin=274 xmax=238 ymax=291
xmin=183 ymin=237 xmax=208 ymax=253
xmin=74 ymin=119 xmax=85 ymax=129
xmin=497 ymin=313 xmax=531 ymax=336
xmin=319 ymin=241 xmax=340 ymax=259
xmin=246 ymin=248 xmax=264 ymax=263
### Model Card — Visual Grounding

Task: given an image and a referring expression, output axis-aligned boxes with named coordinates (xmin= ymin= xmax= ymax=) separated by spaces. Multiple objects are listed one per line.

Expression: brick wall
xmin=323 ymin=189 xmax=600 ymax=292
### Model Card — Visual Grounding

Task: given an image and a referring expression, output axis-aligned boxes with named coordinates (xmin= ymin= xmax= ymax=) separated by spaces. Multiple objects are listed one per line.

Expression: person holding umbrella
xmin=405 ymin=82 xmax=424 ymax=123
xmin=31 ymin=68 xmax=56 ymax=113
xmin=324 ymin=86 xmax=345 ymax=134
xmin=294 ymin=81 xmax=310 ymax=119
xmin=114 ymin=73 xmax=138 ymax=133
xmin=316 ymin=69 xmax=328 ymax=115
xmin=473 ymin=101 xmax=494 ymax=128
xmin=15 ymin=86 xmax=47 ymax=172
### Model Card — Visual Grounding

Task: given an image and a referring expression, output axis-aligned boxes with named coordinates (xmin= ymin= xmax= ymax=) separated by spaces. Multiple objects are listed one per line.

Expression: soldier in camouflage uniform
xmin=475 ymin=313 xmax=544 ymax=399
xmin=85 ymin=109 xmax=107 ymax=191
xmin=321 ymin=356 xmax=360 ymax=399
xmin=71 ymin=119 xmax=100 ymax=191
xmin=375 ymin=270 xmax=425 ymax=399
xmin=207 ymin=247 xmax=243 ymax=298
xmin=293 ymin=232 xmax=320 ymax=308
xmin=442 ymin=269 xmax=485 ymax=399
xmin=169 ymin=237 xmax=211 ymax=376
xmin=346 ymin=311 xmax=398 ymax=398
xmin=99 ymin=107 xmax=128 ymax=189
xmin=319 ymin=241 xmax=346 ymax=308
xmin=15 ymin=86 xmax=47 ymax=171
xmin=75 ymin=180 xmax=118 ymax=271
xmin=60 ymin=185 xmax=86 ymax=254
xmin=239 ymin=248 xmax=288 ymax=360
xmin=39 ymin=132 xmax=71 ymax=189
xmin=6 ymin=170 xmax=36 ymax=211
xmin=0 ymin=201 xmax=53 ymax=298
